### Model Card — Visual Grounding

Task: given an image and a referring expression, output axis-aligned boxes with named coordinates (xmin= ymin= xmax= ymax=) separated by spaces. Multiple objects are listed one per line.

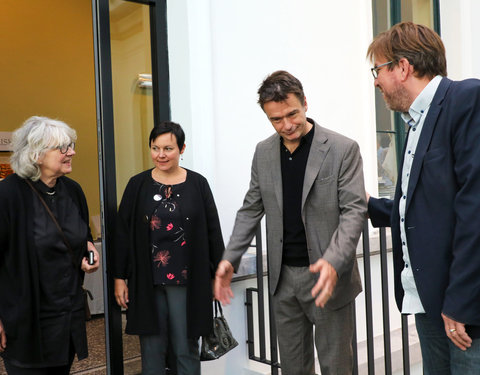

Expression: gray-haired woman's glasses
xmin=56 ymin=142 xmax=75 ymax=154
xmin=371 ymin=61 xmax=393 ymax=79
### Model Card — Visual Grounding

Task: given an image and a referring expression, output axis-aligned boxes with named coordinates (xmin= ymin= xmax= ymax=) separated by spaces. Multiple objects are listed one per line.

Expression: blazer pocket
xmin=309 ymin=175 xmax=338 ymax=211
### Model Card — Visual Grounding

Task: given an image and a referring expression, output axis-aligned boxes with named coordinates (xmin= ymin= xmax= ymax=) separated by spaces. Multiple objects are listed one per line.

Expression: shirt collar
xmin=33 ymin=178 xmax=60 ymax=196
xmin=302 ymin=119 xmax=315 ymax=145
xmin=401 ymin=75 xmax=443 ymax=127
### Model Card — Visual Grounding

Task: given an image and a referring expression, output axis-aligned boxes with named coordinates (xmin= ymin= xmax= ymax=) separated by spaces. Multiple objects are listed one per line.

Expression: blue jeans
xmin=415 ymin=313 xmax=480 ymax=375
xmin=139 ymin=285 xmax=200 ymax=375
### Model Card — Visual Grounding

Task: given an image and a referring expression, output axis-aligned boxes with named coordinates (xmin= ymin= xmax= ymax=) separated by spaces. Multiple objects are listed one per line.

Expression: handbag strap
xmin=25 ymin=179 xmax=77 ymax=267
xmin=214 ymin=300 xmax=224 ymax=317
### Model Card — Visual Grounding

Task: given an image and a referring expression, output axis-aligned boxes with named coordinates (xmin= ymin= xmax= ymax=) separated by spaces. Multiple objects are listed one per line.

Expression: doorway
xmin=0 ymin=0 xmax=170 ymax=373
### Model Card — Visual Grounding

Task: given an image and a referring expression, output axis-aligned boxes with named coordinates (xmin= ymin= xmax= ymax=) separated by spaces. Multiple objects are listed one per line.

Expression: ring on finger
xmin=449 ymin=328 xmax=456 ymax=333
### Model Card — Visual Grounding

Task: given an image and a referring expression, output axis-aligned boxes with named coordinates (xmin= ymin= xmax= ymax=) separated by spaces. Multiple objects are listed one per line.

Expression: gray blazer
xmin=224 ymin=120 xmax=366 ymax=309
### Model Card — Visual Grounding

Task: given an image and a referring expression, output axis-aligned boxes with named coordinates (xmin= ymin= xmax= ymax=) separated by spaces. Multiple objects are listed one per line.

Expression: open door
xmin=92 ymin=0 xmax=170 ymax=373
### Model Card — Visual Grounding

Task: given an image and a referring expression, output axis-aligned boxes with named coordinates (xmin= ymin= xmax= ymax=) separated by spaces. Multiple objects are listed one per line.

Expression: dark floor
xmin=0 ymin=315 xmax=141 ymax=375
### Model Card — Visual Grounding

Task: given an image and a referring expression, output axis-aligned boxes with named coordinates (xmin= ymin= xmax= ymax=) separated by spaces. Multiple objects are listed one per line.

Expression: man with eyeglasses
xmin=367 ymin=22 xmax=480 ymax=374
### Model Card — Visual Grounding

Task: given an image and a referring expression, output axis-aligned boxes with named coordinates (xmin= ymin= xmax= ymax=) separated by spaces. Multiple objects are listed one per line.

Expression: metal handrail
xmin=245 ymin=222 xmax=412 ymax=374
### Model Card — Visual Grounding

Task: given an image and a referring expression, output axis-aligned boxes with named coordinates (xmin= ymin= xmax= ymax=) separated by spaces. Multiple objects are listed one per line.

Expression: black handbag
xmin=200 ymin=300 xmax=238 ymax=360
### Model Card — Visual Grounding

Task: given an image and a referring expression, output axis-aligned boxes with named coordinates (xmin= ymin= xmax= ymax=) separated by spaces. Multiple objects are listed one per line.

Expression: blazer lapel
xmin=266 ymin=136 xmax=283 ymax=211
xmin=302 ymin=123 xmax=329 ymax=209
xmin=406 ymin=77 xmax=451 ymax=213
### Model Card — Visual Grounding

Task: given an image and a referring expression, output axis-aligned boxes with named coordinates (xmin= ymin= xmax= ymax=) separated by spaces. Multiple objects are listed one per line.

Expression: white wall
xmin=440 ymin=0 xmax=480 ymax=80
xmin=165 ymin=2 xmax=413 ymax=373
xmin=164 ymin=2 xmax=480 ymax=373
xmin=167 ymin=0 xmax=378 ymax=237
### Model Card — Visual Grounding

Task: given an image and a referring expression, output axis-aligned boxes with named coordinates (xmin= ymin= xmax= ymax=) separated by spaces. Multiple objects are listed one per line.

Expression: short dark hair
xmin=149 ymin=121 xmax=185 ymax=149
xmin=257 ymin=70 xmax=305 ymax=110
xmin=367 ymin=21 xmax=447 ymax=79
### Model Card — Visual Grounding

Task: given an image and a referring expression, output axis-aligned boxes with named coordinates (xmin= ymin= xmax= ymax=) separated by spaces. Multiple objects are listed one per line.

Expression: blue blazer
xmin=369 ymin=77 xmax=480 ymax=328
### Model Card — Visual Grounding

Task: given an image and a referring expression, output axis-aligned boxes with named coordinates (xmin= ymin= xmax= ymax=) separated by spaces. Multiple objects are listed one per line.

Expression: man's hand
xmin=214 ymin=260 xmax=234 ymax=305
xmin=0 ymin=319 xmax=6 ymax=352
xmin=81 ymin=242 xmax=100 ymax=273
xmin=442 ymin=313 xmax=472 ymax=351
xmin=114 ymin=278 xmax=129 ymax=309
xmin=310 ymin=259 xmax=338 ymax=308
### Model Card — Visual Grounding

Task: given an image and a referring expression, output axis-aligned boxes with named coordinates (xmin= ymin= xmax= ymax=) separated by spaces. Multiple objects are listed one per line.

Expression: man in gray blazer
xmin=215 ymin=70 xmax=366 ymax=375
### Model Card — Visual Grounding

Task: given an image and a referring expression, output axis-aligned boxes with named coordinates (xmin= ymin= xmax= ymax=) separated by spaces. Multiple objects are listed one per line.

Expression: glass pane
xmin=377 ymin=132 xmax=397 ymax=198
xmin=110 ymin=0 xmax=154 ymax=201
xmin=402 ymin=0 xmax=435 ymax=27
xmin=109 ymin=0 xmax=154 ymax=373
xmin=0 ymin=2 xmax=106 ymax=374
xmin=372 ymin=0 xmax=435 ymax=198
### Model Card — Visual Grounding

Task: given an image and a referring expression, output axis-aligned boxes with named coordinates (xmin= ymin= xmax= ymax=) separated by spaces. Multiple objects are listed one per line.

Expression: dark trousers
xmin=3 ymin=358 xmax=73 ymax=375
xmin=139 ymin=285 xmax=200 ymax=375
xmin=3 ymin=339 xmax=75 ymax=375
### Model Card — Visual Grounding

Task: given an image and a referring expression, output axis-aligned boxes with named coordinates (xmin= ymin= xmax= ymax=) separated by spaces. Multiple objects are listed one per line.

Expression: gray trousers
xmin=272 ymin=265 xmax=354 ymax=375
xmin=139 ymin=285 xmax=200 ymax=375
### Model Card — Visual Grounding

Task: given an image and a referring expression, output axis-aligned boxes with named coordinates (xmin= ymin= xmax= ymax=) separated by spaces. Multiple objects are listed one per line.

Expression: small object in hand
xmin=88 ymin=250 xmax=95 ymax=265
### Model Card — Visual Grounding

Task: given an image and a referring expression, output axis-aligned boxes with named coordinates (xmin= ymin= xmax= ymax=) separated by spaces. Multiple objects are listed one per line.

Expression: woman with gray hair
xmin=0 ymin=116 xmax=99 ymax=374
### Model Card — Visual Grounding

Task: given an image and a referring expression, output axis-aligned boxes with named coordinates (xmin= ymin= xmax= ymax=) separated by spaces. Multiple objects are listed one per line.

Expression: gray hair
xmin=10 ymin=116 xmax=77 ymax=181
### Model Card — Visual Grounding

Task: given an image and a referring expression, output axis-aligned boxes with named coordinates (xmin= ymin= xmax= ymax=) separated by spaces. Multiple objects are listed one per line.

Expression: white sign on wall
xmin=0 ymin=132 xmax=13 ymax=151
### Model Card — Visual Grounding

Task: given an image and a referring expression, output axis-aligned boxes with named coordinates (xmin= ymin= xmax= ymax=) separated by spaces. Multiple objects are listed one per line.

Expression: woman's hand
xmin=0 ymin=319 xmax=6 ymax=352
xmin=81 ymin=242 xmax=100 ymax=273
xmin=114 ymin=278 xmax=129 ymax=309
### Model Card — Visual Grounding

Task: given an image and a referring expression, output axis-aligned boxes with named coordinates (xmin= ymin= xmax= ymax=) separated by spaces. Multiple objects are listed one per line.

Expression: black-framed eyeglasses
xmin=56 ymin=142 xmax=75 ymax=154
xmin=371 ymin=61 xmax=393 ymax=79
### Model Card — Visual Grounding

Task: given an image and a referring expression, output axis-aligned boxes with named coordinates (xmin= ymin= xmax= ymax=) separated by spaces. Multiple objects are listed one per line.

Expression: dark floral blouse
xmin=149 ymin=178 xmax=188 ymax=285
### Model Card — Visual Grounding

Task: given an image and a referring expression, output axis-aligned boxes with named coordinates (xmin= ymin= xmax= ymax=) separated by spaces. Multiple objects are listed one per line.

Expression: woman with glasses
xmin=0 ymin=116 xmax=99 ymax=374
xmin=113 ymin=121 xmax=225 ymax=375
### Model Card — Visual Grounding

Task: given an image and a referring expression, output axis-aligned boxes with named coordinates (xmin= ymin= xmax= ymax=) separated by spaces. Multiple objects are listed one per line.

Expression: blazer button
xmin=143 ymin=215 xmax=149 ymax=223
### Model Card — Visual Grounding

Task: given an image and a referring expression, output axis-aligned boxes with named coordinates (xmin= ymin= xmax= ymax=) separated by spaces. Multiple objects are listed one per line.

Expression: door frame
xmin=91 ymin=0 xmax=170 ymax=373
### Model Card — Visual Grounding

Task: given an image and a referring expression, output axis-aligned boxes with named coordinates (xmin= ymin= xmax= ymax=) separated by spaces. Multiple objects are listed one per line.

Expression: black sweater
xmin=0 ymin=174 xmax=91 ymax=364
xmin=113 ymin=168 xmax=224 ymax=338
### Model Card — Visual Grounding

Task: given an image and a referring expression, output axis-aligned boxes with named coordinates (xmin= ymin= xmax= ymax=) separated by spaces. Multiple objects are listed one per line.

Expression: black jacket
xmin=0 ymin=174 xmax=91 ymax=364
xmin=368 ymin=78 xmax=480 ymax=330
xmin=113 ymin=168 xmax=224 ymax=338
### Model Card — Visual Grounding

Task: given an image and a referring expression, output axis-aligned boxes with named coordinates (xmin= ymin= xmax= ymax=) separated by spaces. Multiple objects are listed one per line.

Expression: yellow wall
xmin=109 ymin=0 xmax=154 ymax=200
xmin=0 ymin=0 xmax=100 ymax=237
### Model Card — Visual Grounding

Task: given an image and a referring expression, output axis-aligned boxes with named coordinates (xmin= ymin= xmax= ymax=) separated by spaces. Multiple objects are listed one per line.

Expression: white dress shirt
xmin=399 ymin=75 xmax=442 ymax=314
